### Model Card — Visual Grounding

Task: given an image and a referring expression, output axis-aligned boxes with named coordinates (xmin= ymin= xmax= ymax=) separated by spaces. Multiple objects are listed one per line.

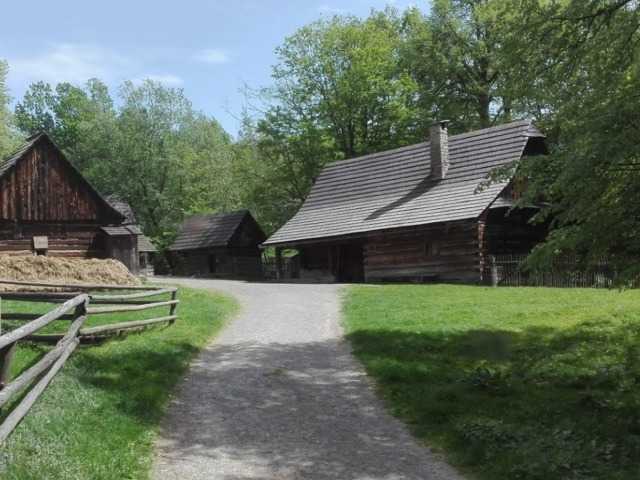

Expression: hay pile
xmin=0 ymin=255 xmax=140 ymax=291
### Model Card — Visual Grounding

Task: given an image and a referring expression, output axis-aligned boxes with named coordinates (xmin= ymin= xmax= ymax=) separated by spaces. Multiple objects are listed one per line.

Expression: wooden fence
xmin=0 ymin=279 xmax=179 ymax=443
xmin=262 ymin=256 xmax=300 ymax=280
xmin=485 ymin=254 xmax=620 ymax=288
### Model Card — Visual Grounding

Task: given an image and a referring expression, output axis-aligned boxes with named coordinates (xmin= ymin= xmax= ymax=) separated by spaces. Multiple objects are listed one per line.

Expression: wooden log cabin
xmin=263 ymin=120 xmax=548 ymax=283
xmin=168 ymin=210 xmax=265 ymax=278
xmin=0 ymin=132 xmax=140 ymax=272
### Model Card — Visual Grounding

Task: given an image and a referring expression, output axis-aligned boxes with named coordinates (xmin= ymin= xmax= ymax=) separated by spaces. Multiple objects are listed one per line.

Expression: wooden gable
xmin=0 ymin=134 xmax=123 ymax=223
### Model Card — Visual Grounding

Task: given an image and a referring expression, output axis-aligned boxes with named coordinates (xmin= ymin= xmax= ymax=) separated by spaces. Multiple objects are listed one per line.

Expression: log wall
xmin=172 ymin=247 xmax=262 ymax=279
xmin=0 ymin=141 xmax=111 ymax=222
xmin=364 ymin=220 xmax=481 ymax=282
xmin=0 ymin=137 xmax=122 ymax=259
xmin=0 ymin=223 xmax=104 ymax=258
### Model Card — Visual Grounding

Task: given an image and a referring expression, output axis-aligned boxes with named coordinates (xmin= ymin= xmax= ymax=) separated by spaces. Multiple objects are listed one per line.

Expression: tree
xmin=95 ymin=80 xmax=239 ymax=245
xmin=14 ymin=79 xmax=117 ymax=172
xmin=499 ymin=0 xmax=640 ymax=282
xmin=14 ymin=78 xmax=239 ymax=248
xmin=402 ymin=0 xmax=541 ymax=132
xmin=246 ymin=10 xmax=424 ymax=231
xmin=0 ymin=60 xmax=20 ymax=157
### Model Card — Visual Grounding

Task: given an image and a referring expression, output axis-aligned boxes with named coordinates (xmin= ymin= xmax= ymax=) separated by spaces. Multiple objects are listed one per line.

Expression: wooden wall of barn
xmin=364 ymin=220 xmax=481 ymax=283
xmin=0 ymin=141 xmax=108 ymax=222
xmin=172 ymin=247 xmax=262 ymax=278
xmin=0 ymin=139 xmax=121 ymax=258
xmin=0 ymin=223 xmax=105 ymax=258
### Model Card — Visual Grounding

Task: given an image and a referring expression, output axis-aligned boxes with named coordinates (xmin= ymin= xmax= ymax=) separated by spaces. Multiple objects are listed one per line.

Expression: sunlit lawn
xmin=0 ymin=286 xmax=237 ymax=480
xmin=343 ymin=285 xmax=640 ymax=480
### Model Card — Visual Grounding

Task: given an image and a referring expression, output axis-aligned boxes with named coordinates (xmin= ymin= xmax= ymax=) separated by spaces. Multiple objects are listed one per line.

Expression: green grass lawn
xmin=0 ymin=286 xmax=237 ymax=480
xmin=343 ymin=285 xmax=640 ymax=480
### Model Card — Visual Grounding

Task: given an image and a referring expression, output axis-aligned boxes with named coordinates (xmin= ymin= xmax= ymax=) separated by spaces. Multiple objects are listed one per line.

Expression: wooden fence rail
xmin=0 ymin=292 xmax=89 ymax=443
xmin=0 ymin=280 xmax=180 ymax=443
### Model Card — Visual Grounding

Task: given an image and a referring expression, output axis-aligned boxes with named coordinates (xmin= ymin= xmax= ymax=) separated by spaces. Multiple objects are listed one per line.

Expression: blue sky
xmin=1 ymin=0 xmax=426 ymax=137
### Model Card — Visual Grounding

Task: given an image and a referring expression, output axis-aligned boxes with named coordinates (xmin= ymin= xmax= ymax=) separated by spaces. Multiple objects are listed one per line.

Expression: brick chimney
xmin=430 ymin=120 xmax=450 ymax=180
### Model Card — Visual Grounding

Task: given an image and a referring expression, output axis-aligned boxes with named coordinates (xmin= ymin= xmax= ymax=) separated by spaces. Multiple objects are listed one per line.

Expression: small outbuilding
xmin=106 ymin=195 xmax=157 ymax=276
xmin=168 ymin=210 xmax=265 ymax=278
xmin=263 ymin=120 xmax=549 ymax=283
xmin=0 ymin=132 xmax=142 ymax=271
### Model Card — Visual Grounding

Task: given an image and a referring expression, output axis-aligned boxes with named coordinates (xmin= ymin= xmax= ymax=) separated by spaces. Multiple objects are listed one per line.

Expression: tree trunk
xmin=478 ymin=93 xmax=491 ymax=128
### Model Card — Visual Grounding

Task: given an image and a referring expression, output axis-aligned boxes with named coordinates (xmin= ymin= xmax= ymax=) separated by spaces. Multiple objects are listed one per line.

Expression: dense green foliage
xmin=1 ymin=287 xmax=237 ymax=479
xmin=0 ymin=61 xmax=19 ymax=157
xmin=1 ymin=1 xmax=639 ymax=274
xmin=344 ymin=284 xmax=640 ymax=480
xmin=505 ymin=1 xmax=640 ymax=282
xmin=13 ymin=80 xmax=237 ymax=247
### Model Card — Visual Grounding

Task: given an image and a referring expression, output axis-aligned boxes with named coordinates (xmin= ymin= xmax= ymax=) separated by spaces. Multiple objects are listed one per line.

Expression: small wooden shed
xmin=106 ymin=195 xmax=157 ymax=276
xmin=168 ymin=210 xmax=265 ymax=278
xmin=0 ymin=132 xmax=140 ymax=270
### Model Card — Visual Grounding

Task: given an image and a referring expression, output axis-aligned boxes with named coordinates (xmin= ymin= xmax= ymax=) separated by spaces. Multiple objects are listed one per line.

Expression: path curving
xmin=152 ymin=278 xmax=464 ymax=480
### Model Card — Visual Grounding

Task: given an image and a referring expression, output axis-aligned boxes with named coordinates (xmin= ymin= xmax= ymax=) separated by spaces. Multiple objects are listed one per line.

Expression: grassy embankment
xmin=344 ymin=285 xmax=640 ymax=480
xmin=0 ymin=286 xmax=237 ymax=479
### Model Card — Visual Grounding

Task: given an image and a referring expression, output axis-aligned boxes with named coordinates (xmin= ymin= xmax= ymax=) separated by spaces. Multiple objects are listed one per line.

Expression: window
xmin=425 ymin=239 xmax=440 ymax=257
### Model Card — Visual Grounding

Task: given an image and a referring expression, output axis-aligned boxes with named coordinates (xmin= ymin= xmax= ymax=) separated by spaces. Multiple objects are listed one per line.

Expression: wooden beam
xmin=0 ymin=313 xmax=75 ymax=321
xmin=0 ymin=292 xmax=81 ymax=302
xmin=275 ymin=248 xmax=283 ymax=281
xmin=0 ymin=278 xmax=155 ymax=291
xmin=0 ymin=294 xmax=88 ymax=350
xmin=0 ymin=338 xmax=78 ymax=443
xmin=87 ymin=299 xmax=179 ymax=315
xmin=0 ymin=342 xmax=18 ymax=389
xmin=79 ymin=315 xmax=177 ymax=336
xmin=90 ymin=288 xmax=177 ymax=301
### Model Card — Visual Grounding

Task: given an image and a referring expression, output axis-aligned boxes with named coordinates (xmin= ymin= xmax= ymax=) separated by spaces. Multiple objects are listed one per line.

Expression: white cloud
xmin=132 ymin=74 xmax=184 ymax=86
xmin=317 ymin=4 xmax=347 ymax=14
xmin=8 ymin=43 xmax=129 ymax=85
xmin=193 ymin=48 xmax=230 ymax=65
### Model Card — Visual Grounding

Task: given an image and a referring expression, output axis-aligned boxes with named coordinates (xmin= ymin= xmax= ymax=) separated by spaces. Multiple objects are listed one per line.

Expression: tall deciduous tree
xmin=0 ymin=60 xmax=20 ymax=157
xmin=501 ymin=0 xmax=640 ymax=281
xmin=248 ymin=10 xmax=424 ymax=230
xmin=402 ymin=0 xmax=539 ymax=131
xmin=14 ymin=79 xmax=118 ymax=172
xmin=268 ymin=11 xmax=422 ymax=159
xmin=14 ymin=79 xmax=240 ymax=246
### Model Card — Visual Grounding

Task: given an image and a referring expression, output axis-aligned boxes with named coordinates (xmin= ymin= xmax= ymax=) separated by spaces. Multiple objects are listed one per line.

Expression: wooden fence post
xmin=490 ymin=255 xmax=498 ymax=287
xmin=275 ymin=248 xmax=283 ymax=281
xmin=0 ymin=342 xmax=17 ymax=390
xmin=169 ymin=290 xmax=178 ymax=324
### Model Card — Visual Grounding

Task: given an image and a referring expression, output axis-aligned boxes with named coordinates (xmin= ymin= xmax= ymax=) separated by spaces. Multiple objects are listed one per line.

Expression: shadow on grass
xmin=347 ymin=321 xmax=640 ymax=480
xmin=58 ymin=320 xmax=640 ymax=480
xmin=70 ymin=339 xmax=200 ymax=426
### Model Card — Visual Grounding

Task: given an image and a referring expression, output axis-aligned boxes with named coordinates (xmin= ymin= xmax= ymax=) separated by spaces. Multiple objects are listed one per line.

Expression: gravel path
xmin=152 ymin=278 xmax=464 ymax=480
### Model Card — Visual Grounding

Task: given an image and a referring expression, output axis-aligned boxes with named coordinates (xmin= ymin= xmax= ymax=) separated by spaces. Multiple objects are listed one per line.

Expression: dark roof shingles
xmin=138 ymin=234 xmax=157 ymax=252
xmin=169 ymin=210 xmax=250 ymax=251
xmin=105 ymin=195 xmax=138 ymax=224
xmin=264 ymin=120 xmax=543 ymax=245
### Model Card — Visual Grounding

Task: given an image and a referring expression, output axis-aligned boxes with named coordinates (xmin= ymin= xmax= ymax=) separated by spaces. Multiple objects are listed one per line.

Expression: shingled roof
xmin=105 ymin=194 xmax=137 ymax=224
xmin=104 ymin=195 xmax=157 ymax=252
xmin=169 ymin=210 xmax=254 ymax=251
xmin=264 ymin=120 xmax=545 ymax=246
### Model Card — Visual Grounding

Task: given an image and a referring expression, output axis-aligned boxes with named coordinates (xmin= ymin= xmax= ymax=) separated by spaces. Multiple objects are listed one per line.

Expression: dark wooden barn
xmin=0 ymin=132 xmax=141 ymax=272
xmin=263 ymin=120 xmax=548 ymax=283
xmin=168 ymin=210 xmax=265 ymax=278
